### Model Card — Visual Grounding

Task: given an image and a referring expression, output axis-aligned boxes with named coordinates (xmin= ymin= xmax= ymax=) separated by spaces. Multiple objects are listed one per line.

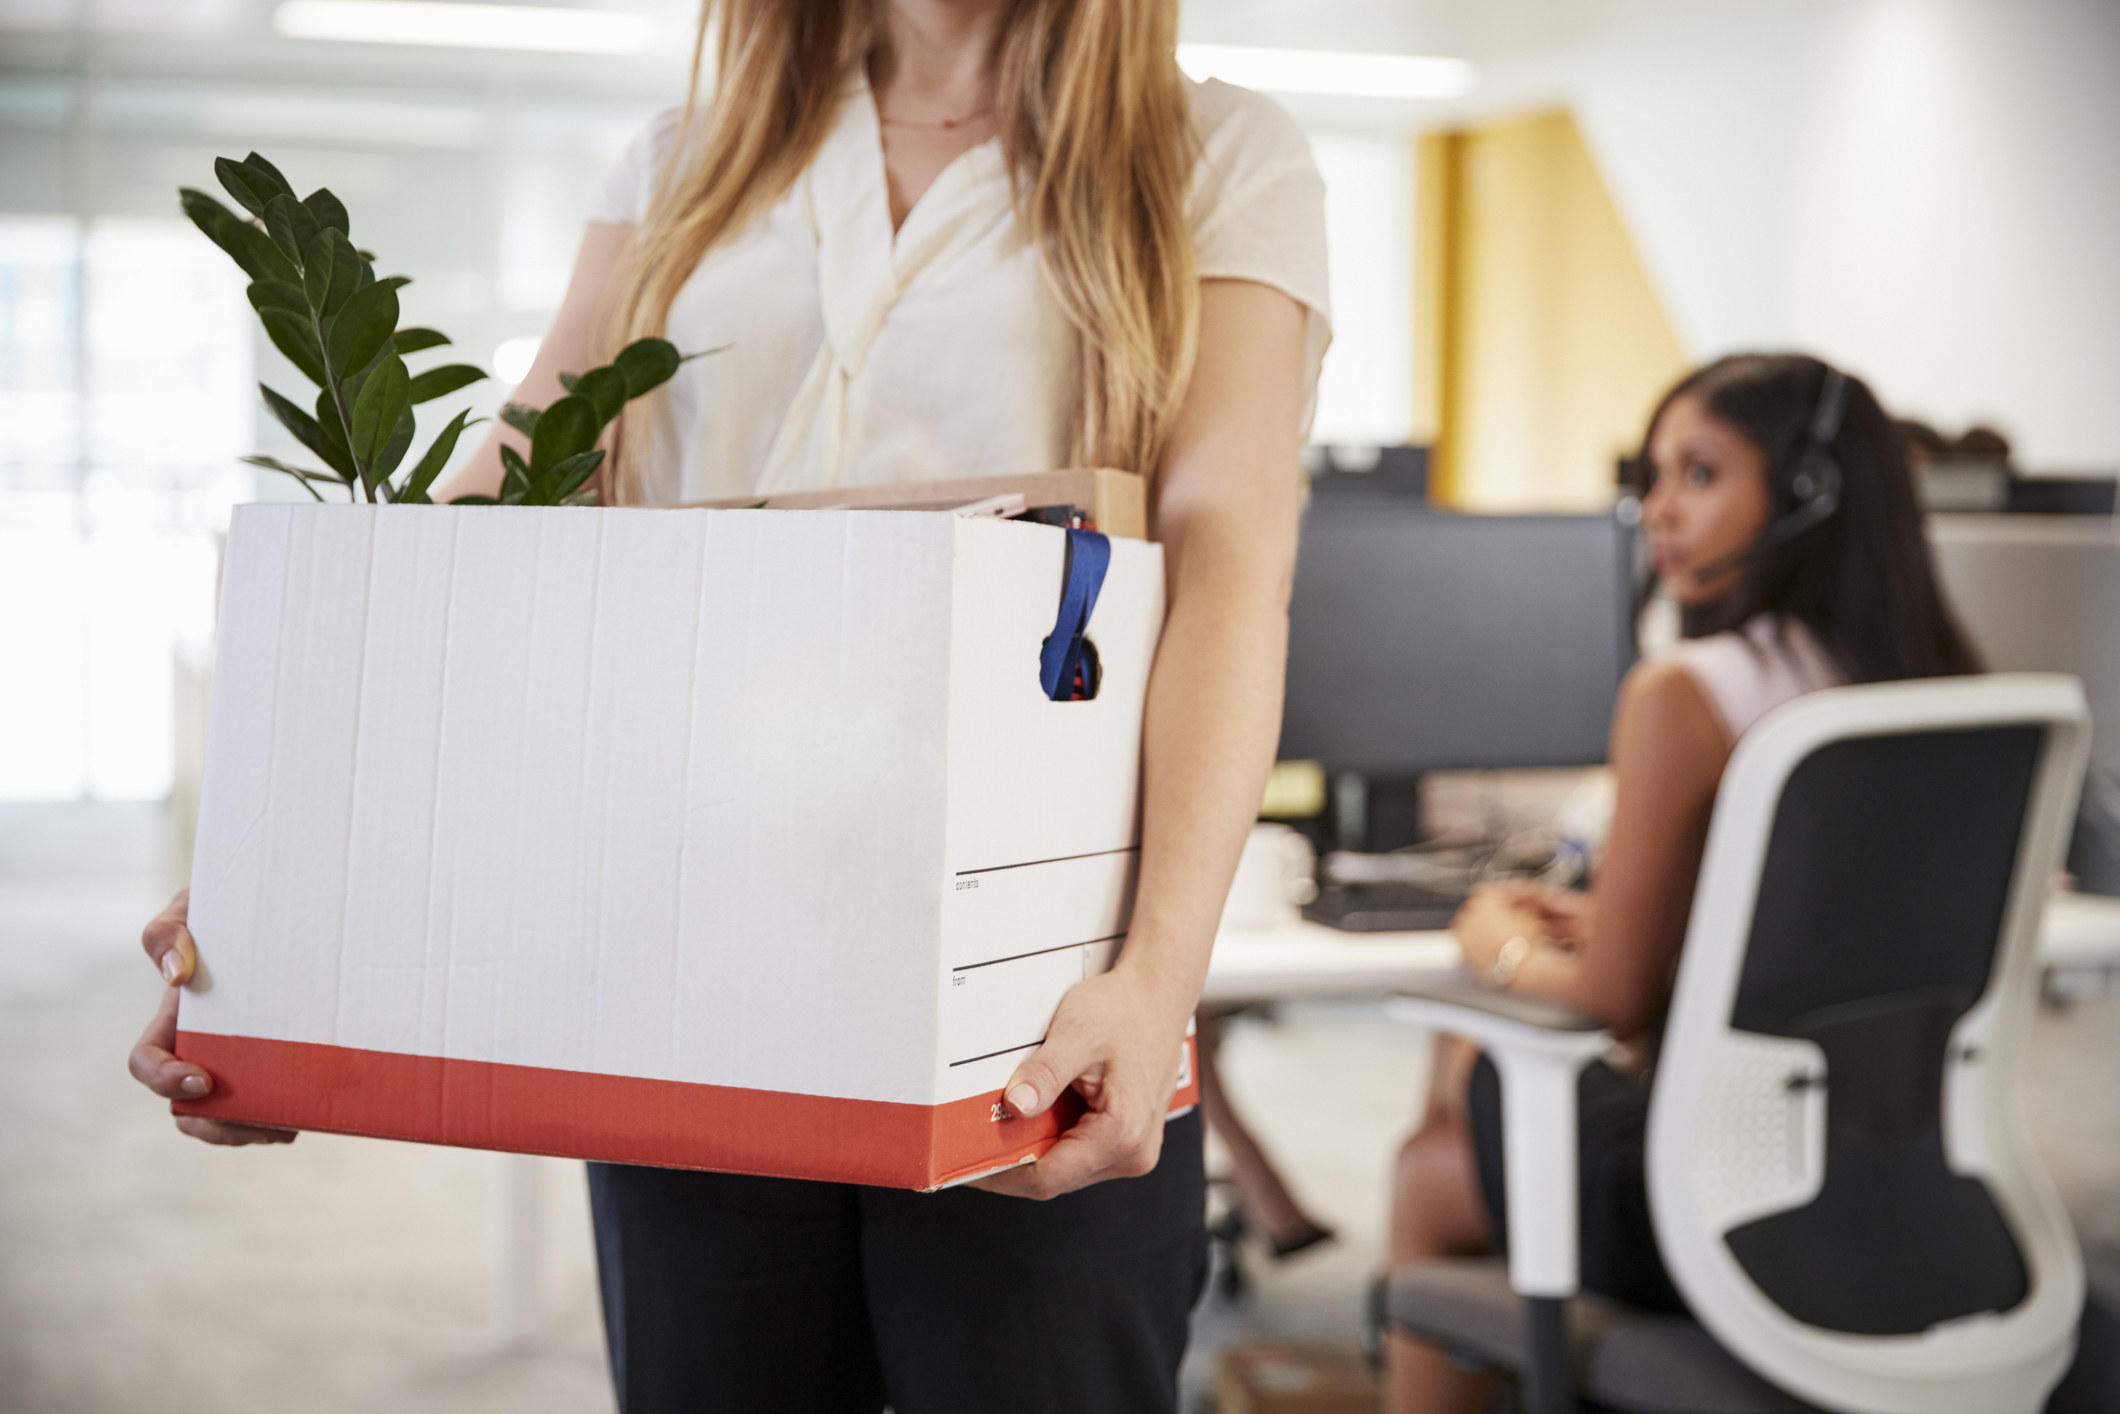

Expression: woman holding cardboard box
xmin=129 ymin=0 xmax=1328 ymax=1408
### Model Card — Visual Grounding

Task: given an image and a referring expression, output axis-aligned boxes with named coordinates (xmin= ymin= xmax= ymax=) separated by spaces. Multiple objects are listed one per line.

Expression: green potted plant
xmin=180 ymin=151 xmax=690 ymax=506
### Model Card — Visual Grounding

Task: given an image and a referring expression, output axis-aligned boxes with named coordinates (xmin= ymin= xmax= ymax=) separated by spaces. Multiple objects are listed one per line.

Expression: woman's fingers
xmin=977 ymin=1104 xmax=1161 ymax=1200
xmin=129 ymin=985 xmax=211 ymax=1100
xmin=141 ymin=889 xmax=196 ymax=985
xmin=173 ymin=1115 xmax=298 ymax=1147
xmin=973 ymin=974 xmax=1177 ymax=1200
xmin=129 ymin=987 xmax=299 ymax=1146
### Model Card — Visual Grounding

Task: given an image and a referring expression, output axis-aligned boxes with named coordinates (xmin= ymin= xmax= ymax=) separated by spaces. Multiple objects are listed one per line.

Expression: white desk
xmin=1199 ymin=890 xmax=2120 ymax=1007
xmin=1201 ymin=920 xmax=1458 ymax=1005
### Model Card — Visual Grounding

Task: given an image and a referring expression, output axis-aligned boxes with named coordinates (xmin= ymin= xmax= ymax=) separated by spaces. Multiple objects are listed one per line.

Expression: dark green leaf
xmin=216 ymin=219 xmax=300 ymax=286
xmin=377 ymin=403 xmax=416 ymax=481
xmin=315 ymin=387 xmax=356 ymax=474
xmin=529 ymin=395 xmax=599 ymax=474
xmin=259 ymin=308 xmax=328 ymax=387
xmin=395 ymin=408 xmax=479 ymax=504
xmin=321 ymin=230 xmax=361 ymax=316
xmin=500 ymin=446 xmax=531 ymax=500
xmin=557 ymin=371 xmax=578 ymax=392
xmin=241 ymin=152 xmax=294 ymax=199
xmin=326 ymin=278 xmax=400 ymax=379
xmin=261 ymin=384 xmax=354 ymax=478
xmin=498 ymin=402 xmax=541 ymax=438
xmin=612 ymin=337 xmax=681 ymax=399
xmin=178 ymin=188 xmax=246 ymax=263
xmin=570 ymin=365 xmax=628 ymax=425
xmin=448 ymin=494 xmax=501 ymax=505
xmin=262 ymin=193 xmax=318 ymax=268
xmin=351 ymin=355 xmax=411 ymax=485
xmin=215 ymin=157 xmax=272 ymax=216
xmin=393 ymin=327 xmax=449 ymax=354
xmin=246 ymin=279 xmax=308 ymax=317
xmin=241 ymin=455 xmax=345 ymax=500
xmin=564 ymin=488 xmax=601 ymax=507
xmin=300 ymin=230 xmax=335 ymax=309
xmin=355 ymin=248 xmax=377 ymax=262
xmin=301 ymin=187 xmax=349 ymax=237
xmin=547 ymin=448 xmax=605 ymax=504
xmin=406 ymin=363 xmax=485 ymax=405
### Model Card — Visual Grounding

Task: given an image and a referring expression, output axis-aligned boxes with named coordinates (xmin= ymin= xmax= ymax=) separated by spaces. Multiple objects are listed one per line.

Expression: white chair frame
xmin=1392 ymin=673 xmax=2091 ymax=1414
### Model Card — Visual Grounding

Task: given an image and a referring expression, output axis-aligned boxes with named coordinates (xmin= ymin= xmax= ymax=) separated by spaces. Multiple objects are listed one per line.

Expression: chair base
xmin=1386 ymin=1258 xmax=1821 ymax=1414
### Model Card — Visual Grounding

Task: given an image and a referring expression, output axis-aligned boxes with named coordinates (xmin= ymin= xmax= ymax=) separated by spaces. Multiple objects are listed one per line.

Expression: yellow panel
xmin=1415 ymin=110 xmax=1688 ymax=511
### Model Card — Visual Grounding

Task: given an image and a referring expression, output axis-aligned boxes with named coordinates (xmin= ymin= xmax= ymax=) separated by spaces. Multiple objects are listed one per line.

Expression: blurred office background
xmin=2 ymin=2 xmax=2117 ymax=1411
xmin=3 ymin=0 xmax=2117 ymax=804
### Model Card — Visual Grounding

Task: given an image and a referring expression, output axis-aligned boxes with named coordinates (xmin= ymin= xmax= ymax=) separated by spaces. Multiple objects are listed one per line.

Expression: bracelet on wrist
xmin=1485 ymin=935 xmax=1535 ymax=991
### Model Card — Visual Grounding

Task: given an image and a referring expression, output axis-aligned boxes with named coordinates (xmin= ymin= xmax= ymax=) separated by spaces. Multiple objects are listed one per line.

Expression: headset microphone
xmin=1686 ymin=366 xmax=1849 ymax=585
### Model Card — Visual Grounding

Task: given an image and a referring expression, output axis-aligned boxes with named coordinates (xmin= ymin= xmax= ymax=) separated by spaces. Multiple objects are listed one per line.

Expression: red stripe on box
xmin=172 ymin=1031 xmax=1073 ymax=1190
xmin=172 ymin=1030 xmax=1203 ymax=1190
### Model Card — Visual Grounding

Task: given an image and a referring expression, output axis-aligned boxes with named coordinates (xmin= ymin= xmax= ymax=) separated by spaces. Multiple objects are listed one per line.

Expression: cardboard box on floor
xmin=174 ymin=487 xmax=1194 ymax=1190
xmin=1217 ymin=1345 xmax=1380 ymax=1414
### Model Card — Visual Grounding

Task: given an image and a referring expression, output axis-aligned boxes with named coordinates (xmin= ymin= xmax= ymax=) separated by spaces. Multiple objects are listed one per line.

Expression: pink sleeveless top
xmin=1660 ymin=615 xmax=1845 ymax=743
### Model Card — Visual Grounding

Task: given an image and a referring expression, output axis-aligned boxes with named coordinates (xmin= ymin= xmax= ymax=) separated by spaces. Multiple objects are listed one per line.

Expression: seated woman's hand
xmin=128 ymin=890 xmax=297 ymax=1147
xmin=1522 ymin=885 xmax=1592 ymax=944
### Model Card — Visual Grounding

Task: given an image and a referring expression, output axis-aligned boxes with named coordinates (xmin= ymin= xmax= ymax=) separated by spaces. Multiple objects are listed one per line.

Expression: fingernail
xmin=160 ymin=951 xmax=183 ymax=984
xmin=179 ymin=1074 xmax=210 ymax=1097
xmin=1007 ymin=1084 xmax=1038 ymax=1116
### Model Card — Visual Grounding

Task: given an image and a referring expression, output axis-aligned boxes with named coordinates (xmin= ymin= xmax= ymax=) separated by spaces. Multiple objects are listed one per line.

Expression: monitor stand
xmin=1305 ymin=772 xmax=1465 ymax=932
xmin=1332 ymin=771 xmax=1427 ymax=853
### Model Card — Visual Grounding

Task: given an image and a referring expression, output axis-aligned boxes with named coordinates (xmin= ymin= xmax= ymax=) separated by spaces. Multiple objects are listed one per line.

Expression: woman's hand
xmin=972 ymin=963 xmax=1191 ymax=1200
xmin=1521 ymin=885 xmax=1592 ymax=941
xmin=1450 ymin=883 xmax=1538 ymax=976
xmin=128 ymin=890 xmax=297 ymax=1147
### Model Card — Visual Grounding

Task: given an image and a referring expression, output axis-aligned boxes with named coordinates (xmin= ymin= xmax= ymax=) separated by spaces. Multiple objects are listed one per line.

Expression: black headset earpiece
xmin=1688 ymin=365 xmax=1850 ymax=583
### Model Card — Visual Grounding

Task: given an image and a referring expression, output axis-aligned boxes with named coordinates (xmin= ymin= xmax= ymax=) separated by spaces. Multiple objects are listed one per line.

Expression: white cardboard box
xmin=176 ymin=504 xmax=1191 ymax=1189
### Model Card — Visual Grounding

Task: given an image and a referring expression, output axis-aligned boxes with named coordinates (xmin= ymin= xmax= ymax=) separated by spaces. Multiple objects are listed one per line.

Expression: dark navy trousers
xmin=588 ymin=1110 xmax=1207 ymax=1414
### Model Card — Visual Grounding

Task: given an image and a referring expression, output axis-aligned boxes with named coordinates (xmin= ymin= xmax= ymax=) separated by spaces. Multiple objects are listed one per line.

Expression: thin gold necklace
xmin=878 ymin=108 xmax=994 ymax=131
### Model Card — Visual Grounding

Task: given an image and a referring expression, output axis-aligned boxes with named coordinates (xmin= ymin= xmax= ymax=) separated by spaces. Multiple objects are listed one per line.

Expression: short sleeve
xmin=1186 ymin=79 xmax=1333 ymax=436
xmin=586 ymin=109 xmax=684 ymax=226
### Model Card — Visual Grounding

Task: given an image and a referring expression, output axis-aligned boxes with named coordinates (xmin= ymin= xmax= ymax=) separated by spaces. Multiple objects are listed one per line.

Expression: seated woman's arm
xmin=1453 ymin=658 xmax=1732 ymax=1037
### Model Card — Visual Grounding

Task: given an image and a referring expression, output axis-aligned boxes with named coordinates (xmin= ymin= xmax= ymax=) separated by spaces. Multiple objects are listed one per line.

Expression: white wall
xmin=1477 ymin=0 xmax=2120 ymax=471
xmin=1308 ymin=131 xmax=1415 ymax=446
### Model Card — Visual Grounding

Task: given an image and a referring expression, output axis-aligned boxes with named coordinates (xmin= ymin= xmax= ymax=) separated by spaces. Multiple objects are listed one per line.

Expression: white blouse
xmin=586 ymin=71 xmax=1332 ymax=506
xmin=1661 ymin=614 xmax=1846 ymax=742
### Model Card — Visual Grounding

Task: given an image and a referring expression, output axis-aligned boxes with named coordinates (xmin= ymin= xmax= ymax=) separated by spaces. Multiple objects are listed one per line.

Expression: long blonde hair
xmin=605 ymin=0 xmax=1199 ymax=504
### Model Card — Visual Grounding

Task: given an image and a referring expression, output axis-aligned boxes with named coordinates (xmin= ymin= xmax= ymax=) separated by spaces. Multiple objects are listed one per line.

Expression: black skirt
xmin=1466 ymin=1050 xmax=1686 ymax=1313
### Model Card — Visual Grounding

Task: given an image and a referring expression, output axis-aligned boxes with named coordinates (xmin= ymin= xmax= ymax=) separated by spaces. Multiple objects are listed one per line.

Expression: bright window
xmin=0 ymin=217 xmax=249 ymax=801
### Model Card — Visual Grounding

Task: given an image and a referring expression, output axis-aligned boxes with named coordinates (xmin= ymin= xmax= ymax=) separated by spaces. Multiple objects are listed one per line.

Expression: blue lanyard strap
xmin=1038 ymin=528 xmax=1110 ymax=701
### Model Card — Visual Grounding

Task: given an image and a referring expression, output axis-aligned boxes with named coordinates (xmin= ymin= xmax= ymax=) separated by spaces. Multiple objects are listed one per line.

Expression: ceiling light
xmin=1177 ymin=44 xmax=1476 ymax=101
xmin=273 ymin=1 xmax=652 ymax=55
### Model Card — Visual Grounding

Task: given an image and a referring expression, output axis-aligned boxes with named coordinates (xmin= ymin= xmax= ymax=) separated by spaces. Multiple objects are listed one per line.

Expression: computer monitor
xmin=1279 ymin=504 xmax=1638 ymax=847
xmin=1928 ymin=514 xmax=2120 ymax=895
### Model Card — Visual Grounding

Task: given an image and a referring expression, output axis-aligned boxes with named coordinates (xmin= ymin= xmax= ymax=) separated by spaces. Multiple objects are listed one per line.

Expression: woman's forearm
xmin=432 ymin=220 xmax=634 ymax=504
xmin=1112 ymin=543 xmax=1292 ymax=1027
xmin=1109 ymin=280 xmax=1308 ymax=1030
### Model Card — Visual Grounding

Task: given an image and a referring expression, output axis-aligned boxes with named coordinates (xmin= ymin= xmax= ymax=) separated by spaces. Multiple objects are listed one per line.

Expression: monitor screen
xmin=1279 ymin=506 xmax=1638 ymax=774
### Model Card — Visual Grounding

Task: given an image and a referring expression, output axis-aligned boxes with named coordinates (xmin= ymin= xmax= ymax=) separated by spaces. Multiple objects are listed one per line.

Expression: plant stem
xmin=314 ymin=307 xmax=372 ymax=502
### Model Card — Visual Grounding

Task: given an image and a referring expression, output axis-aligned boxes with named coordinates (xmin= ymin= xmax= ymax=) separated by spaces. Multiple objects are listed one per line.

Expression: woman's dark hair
xmin=1634 ymin=353 xmax=1983 ymax=683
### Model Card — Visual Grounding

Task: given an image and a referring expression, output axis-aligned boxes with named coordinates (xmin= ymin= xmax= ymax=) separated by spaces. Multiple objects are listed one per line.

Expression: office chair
xmin=1384 ymin=674 xmax=2093 ymax=1414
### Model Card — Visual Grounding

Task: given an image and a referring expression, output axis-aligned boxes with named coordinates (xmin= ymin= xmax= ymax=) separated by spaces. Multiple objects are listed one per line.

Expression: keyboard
xmin=1302 ymin=882 xmax=1465 ymax=933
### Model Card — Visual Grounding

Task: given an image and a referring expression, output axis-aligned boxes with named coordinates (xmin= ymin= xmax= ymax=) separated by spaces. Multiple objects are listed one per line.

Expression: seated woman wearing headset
xmin=1385 ymin=354 xmax=1983 ymax=1414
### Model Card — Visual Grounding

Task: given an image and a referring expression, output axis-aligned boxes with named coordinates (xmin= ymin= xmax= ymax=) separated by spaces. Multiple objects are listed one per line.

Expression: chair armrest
xmin=1387 ymin=977 xmax=1613 ymax=1300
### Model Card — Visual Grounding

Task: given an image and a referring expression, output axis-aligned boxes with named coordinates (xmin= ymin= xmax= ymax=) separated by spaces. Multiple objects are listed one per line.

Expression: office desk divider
xmin=175 ymin=503 xmax=1193 ymax=1190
